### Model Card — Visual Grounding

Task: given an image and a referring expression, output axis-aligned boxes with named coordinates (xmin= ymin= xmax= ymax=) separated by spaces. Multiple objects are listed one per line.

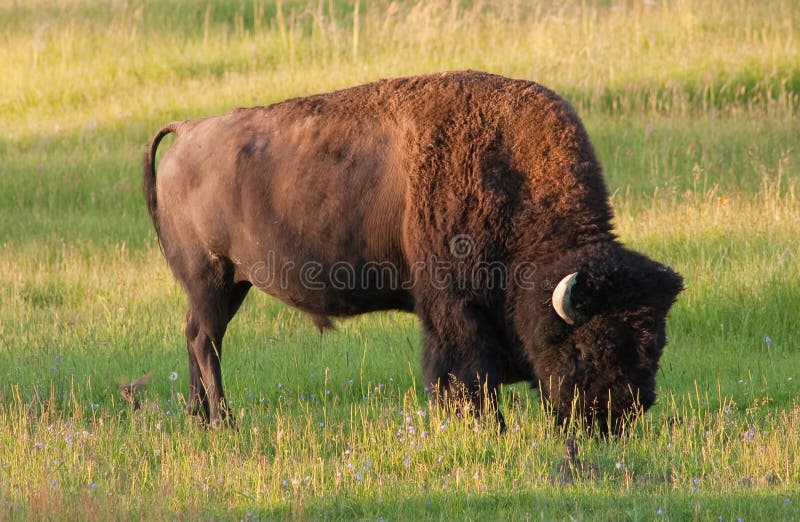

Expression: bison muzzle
xmin=143 ymin=71 xmax=683 ymax=433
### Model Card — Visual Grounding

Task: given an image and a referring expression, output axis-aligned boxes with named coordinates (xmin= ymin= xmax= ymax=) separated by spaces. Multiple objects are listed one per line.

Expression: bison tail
xmin=142 ymin=121 xmax=181 ymax=251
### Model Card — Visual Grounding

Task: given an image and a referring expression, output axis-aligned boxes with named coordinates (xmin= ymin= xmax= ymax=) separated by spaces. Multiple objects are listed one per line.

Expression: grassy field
xmin=1 ymin=0 xmax=799 ymax=519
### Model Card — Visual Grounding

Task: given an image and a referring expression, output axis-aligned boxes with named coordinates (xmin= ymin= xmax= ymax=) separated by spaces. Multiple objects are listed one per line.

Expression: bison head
xmin=522 ymin=243 xmax=683 ymax=435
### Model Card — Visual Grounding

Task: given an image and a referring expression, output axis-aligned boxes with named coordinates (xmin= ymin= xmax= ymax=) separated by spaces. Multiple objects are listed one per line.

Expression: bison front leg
xmin=419 ymin=300 xmax=506 ymax=432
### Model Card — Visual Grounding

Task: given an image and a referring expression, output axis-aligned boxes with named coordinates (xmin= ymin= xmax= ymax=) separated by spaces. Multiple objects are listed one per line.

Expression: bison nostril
xmin=574 ymin=356 xmax=587 ymax=373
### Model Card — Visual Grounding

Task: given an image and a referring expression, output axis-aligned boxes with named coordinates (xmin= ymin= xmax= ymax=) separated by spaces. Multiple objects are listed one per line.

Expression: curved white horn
xmin=552 ymin=272 xmax=580 ymax=325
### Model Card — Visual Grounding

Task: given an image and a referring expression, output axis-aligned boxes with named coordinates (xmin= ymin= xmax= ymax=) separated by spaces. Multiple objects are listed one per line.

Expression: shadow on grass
xmin=241 ymin=489 xmax=797 ymax=521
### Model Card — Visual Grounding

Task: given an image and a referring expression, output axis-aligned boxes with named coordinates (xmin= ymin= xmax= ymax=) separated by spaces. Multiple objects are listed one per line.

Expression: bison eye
xmin=574 ymin=342 xmax=589 ymax=358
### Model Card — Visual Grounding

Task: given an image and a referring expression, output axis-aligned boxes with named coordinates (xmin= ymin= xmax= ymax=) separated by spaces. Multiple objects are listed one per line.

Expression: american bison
xmin=143 ymin=71 xmax=682 ymax=433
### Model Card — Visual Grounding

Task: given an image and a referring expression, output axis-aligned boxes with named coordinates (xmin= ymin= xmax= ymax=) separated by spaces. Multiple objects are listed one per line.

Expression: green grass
xmin=1 ymin=0 xmax=799 ymax=519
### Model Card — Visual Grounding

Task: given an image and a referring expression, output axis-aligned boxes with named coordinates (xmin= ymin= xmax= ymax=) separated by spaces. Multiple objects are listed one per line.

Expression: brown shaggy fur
xmin=143 ymin=71 xmax=682 ymax=431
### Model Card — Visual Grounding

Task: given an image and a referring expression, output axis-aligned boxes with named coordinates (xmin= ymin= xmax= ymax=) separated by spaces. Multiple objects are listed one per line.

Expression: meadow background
xmin=1 ymin=0 xmax=798 ymax=519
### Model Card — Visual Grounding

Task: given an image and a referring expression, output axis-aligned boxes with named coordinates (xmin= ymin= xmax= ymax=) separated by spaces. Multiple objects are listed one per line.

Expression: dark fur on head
xmin=517 ymin=242 xmax=683 ymax=434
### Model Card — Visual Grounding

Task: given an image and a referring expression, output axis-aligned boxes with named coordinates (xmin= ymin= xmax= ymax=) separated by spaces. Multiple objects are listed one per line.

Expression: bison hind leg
xmin=181 ymin=255 xmax=251 ymax=427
